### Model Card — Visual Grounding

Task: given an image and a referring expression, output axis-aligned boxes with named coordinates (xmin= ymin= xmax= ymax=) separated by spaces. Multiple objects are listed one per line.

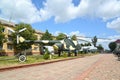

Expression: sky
xmin=0 ymin=0 xmax=120 ymax=49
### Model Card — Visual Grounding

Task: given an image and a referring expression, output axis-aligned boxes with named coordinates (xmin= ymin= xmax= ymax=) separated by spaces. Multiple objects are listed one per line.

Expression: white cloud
xmin=107 ymin=18 xmax=120 ymax=33
xmin=97 ymin=35 xmax=120 ymax=49
xmin=53 ymin=31 xmax=61 ymax=36
xmin=40 ymin=0 xmax=120 ymax=21
xmin=0 ymin=0 xmax=41 ymax=23
xmin=77 ymin=34 xmax=120 ymax=49
xmin=97 ymin=0 xmax=120 ymax=20
xmin=69 ymin=31 xmax=85 ymax=36
xmin=108 ymin=35 xmax=120 ymax=40
xmin=39 ymin=0 xmax=78 ymax=23
xmin=40 ymin=0 xmax=120 ymax=32
xmin=53 ymin=31 xmax=85 ymax=38
xmin=1 ymin=0 xmax=120 ymax=32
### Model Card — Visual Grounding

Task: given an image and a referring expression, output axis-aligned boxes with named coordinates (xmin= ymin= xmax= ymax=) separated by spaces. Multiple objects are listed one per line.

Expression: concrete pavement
xmin=83 ymin=54 xmax=120 ymax=80
xmin=0 ymin=54 xmax=105 ymax=80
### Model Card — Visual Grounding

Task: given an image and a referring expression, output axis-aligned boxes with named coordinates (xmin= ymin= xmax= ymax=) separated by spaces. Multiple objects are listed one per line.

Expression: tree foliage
xmin=80 ymin=43 xmax=84 ymax=46
xmin=97 ymin=44 xmax=104 ymax=51
xmin=40 ymin=30 xmax=53 ymax=40
xmin=56 ymin=33 xmax=66 ymax=40
xmin=12 ymin=23 xmax=37 ymax=51
xmin=80 ymin=43 xmax=91 ymax=46
xmin=108 ymin=42 xmax=116 ymax=52
xmin=92 ymin=36 xmax=97 ymax=47
xmin=71 ymin=35 xmax=77 ymax=40
xmin=0 ymin=23 xmax=5 ymax=47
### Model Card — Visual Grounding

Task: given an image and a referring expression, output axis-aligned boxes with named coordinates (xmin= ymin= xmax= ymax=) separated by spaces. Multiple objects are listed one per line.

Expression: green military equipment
xmin=23 ymin=37 xmax=81 ymax=57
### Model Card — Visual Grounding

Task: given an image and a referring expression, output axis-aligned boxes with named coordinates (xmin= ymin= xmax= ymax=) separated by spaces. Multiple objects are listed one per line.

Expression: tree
xmin=84 ymin=43 xmax=88 ymax=46
xmin=88 ymin=42 xmax=91 ymax=46
xmin=97 ymin=44 xmax=104 ymax=51
xmin=12 ymin=23 xmax=37 ymax=51
xmin=80 ymin=43 xmax=84 ymax=46
xmin=40 ymin=30 xmax=53 ymax=40
xmin=56 ymin=33 xmax=66 ymax=40
xmin=71 ymin=35 xmax=77 ymax=40
xmin=0 ymin=23 xmax=5 ymax=48
xmin=92 ymin=36 xmax=97 ymax=47
xmin=108 ymin=42 xmax=116 ymax=52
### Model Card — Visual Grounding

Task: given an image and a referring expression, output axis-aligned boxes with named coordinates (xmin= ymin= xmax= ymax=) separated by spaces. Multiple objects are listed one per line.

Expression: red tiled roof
xmin=0 ymin=18 xmax=15 ymax=27
xmin=115 ymin=39 xmax=120 ymax=43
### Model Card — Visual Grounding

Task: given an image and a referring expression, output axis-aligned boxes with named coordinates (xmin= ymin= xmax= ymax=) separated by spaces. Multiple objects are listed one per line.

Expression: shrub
xmin=62 ymin=52 xmax=68 ymax=58
xmin=43 ymin=53 xmax=50 ymax=60
xmin=43 ymin=48 xmax=50 ymax=60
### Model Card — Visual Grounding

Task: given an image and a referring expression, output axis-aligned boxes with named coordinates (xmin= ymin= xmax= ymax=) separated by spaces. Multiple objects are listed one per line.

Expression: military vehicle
xmin=19 ymin=36 xmax=81 ymax=57
xmin=9 ymin=28 xmax=117 ymax=62
xmin=112 ymin=41 xmax=120 ymax=61
xmin=7 ymin=28 xmax=82 ymax=62
xmin=113 ymin=49 xmax=120 ymax=61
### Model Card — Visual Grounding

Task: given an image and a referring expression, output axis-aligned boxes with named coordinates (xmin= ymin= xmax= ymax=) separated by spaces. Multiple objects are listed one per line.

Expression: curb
xmin=0 ymin=56 xmax=83 ymax=72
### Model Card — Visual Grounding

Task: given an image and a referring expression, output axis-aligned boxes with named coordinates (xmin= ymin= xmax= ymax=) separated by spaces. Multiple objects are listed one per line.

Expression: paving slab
xmin=0 ymin=54 xmax=105 ymax=80
xmin=83 ymin=54 xmax=120 ymax=80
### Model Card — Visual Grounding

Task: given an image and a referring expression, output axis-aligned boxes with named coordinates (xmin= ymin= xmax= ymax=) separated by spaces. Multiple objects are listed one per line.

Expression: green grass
xmin=0 ymin=55 xmax=45 ymax=68
xmin=0 ymin=56 xmax=19 ymax=68
xmin=0 ymin=53 xmax=98 ymax=68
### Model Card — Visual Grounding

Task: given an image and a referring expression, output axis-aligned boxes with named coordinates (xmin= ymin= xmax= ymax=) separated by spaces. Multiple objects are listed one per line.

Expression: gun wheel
xmin=19 ymin=55 xmax=26 ymax=62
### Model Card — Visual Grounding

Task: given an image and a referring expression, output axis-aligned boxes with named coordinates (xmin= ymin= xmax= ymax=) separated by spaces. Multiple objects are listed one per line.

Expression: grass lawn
xmin=0 ymin=53 xmax=98 ymax=68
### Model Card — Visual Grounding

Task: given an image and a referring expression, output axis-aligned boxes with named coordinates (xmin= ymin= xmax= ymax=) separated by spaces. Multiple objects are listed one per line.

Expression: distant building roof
xmin=35 ymin=30 xmax=44 ymax=34
xmin=0 ymin=18 xmax=15 ymax=27
xmin=0 ymin=18 xmax=44 ymax=34
xmin=115 ymin=39 xmax=120 ymax=43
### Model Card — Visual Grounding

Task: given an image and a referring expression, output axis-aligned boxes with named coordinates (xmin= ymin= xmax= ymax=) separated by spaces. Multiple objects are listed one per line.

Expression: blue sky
xmin=32 ymin=16 xmax=117 ymax=37
xmin=0 ymin=0 xmax=120 ymax=49
xmin=31 ymin=0 xmax=119 ymax=37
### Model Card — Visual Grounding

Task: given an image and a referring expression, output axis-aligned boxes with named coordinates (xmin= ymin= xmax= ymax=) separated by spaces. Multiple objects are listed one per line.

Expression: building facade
xmin=31 ymin=30 xmax=44 ymax=55
xmin=0 ymin=18 xmax=43 ymax=56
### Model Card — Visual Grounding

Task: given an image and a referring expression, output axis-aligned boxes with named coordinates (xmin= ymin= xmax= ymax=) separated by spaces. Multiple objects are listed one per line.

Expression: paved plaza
xmin=83 ymin=54 xmax=120 ymax=80
xmin=0 ymin=54 xmax=119 ymax=80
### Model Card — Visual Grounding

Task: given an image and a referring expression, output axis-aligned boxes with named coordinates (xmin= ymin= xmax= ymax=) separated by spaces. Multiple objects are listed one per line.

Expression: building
xmin=115 ymin=39 xmax=120 ymax=50
xmin=0 ymin=18 xmax=43 ymax=56
xmin=31 ymin=30 xmax=44 ymax=55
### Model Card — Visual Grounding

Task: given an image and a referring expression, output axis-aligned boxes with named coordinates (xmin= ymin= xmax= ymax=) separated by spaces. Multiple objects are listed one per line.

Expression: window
xmin=8 ymin=36 xmax=13 ymax=42
xmin=7 ymin=44 xmax=13 ymax=50
xmin=34 ymin=47 xmax=39 ymax=51
xmin=1 ymin=28 xmax=5 ymax=32
xmin=8 ymin=30 xmax=13 ymax=35
xmin=0 ymin=45 xmax=3 ymax=50
xmin=34 ymin=43 xmax=38 ymax=46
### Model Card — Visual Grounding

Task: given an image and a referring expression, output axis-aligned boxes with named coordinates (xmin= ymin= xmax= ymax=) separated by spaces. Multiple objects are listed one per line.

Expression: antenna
xmin=9 ymin=12 xmax=13 ymax=22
